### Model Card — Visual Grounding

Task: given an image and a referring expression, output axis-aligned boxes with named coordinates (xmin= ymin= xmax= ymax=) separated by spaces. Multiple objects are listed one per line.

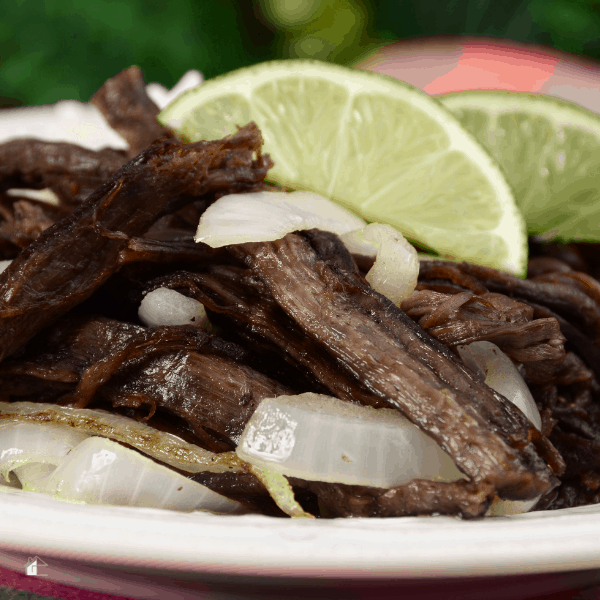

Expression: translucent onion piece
xmin=456 ymin=341 xmax=543 ymax=516
xmin=44 ymin=437 xmax=243 ymax=513
xmin=0 ymin=402 xmax=243 ymax=474
xmin=138 ymin=287 xmax=208 ymax=328
xmin=248 ymin=464 xmax=314 ymax=519
xmin=486 ymin=495 xmax=539 ymax=517
xmin=456 ymin=341 xmax=542 ymax=431
xmin=0 ymin=422 xmax=89 ymax=479
xmin=236 ymin=393 xmax=464 ymax=488
xmin=14 ymin=463 xmax=56 ymax=492
xmin=146 ymin=70 xmax=203 ymax=110
xmin=195 ymin=191 xmax=366 ymax=247
xmin=0 ymin=260 xmax=12 ymax=274
xmin=342 ymin=223 xmax=419 ymax=304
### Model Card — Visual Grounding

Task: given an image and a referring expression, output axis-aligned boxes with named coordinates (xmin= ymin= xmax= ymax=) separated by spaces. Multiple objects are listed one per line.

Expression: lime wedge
xmin=159 ymin=60 xmax=526 ymax=275
xmin=439 ymin=91 xmax=600 ymax=242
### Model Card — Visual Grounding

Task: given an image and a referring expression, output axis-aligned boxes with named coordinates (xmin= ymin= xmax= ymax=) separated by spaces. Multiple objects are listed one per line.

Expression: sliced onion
xmin=456 ymin=341 xmax=542 ymax=431
xmin=43 ymin=437 xmax=243 ymax=513
xmin=0 ymin=402 xmax=243 ymax=474
xmin=0 ymin=422 xmax=89 ymax=478
xmin=138 ymin=287 xmax=208 ymax=328
xmin=342 ymin=223 xmax=419 ymax=304
xmin=236 ymin=393 xmax=464 ymax=488
xmin=0 ymin=260 xmax=12 ymax=274
xmin=146 ymin=70 xmax=203 ymax=110
xmin=195 ymin=191 xmax=366 ymax=247
xmin=456 ymin=341 xmax=543 ymax=515
xmin=248 ymin=464 xmax=314 ymax=519
xmin=6 ymin=188 xmax=61 ymax=205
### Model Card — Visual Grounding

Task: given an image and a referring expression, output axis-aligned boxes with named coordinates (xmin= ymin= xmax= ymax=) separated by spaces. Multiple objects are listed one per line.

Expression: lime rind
xmin=159 ymin=60 xmax=526 ymax=275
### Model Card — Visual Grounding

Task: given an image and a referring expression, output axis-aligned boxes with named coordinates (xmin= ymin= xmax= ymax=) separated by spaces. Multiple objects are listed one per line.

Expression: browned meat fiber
xmin=0 ymin=123 xmax=272 ymax=362
xmin=91 ymin=66 xmax=175 ymax=157
xmin=414 ymin=258 xmax=600 ymax=511
xmin=176 ymin=231 xmax=563 ymax=517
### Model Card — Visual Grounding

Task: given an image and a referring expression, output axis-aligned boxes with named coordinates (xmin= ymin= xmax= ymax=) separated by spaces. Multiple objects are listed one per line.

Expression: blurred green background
xmin=2 ymin=0 xmax=600 ymax=107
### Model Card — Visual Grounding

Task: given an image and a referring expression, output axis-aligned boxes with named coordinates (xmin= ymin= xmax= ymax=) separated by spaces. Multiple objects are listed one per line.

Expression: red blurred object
xmin=357 ymin=37 xmax=600 ymax=113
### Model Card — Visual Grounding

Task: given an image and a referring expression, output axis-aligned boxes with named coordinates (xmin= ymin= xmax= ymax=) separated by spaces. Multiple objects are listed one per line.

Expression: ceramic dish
xmin=2 ymin=488 xmax=600 ymax=600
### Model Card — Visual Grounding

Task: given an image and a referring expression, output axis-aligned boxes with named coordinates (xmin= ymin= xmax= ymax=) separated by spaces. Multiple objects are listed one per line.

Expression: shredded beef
xmin=4 ymin=65 xmax=600 ymax=517
xmin=0 ymin=314 xmax=292 ymax=451
xmin=401 ymin=288 xmax=565 ymax=383
xmin=173 ymin=231 xmax=562 ymax=517
xmin=0 ymin=123 xmax=272 ymax=362
xmin=0 ymin=139 xmax=127 ymax=206
xmin=91 ymin=66 xmax=175 ymax=157
xmin=414 ymin=257 xmax=600 ymax=510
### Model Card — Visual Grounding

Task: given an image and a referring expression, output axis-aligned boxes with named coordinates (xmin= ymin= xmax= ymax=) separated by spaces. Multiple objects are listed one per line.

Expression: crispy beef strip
xmin=180 ymin=230 xmax=561 ymax=517
xmin=0 ymin=123 xmax=272 ymax=363
xmin=0 ymin=139 xmax=127 ymax=206
xmin=0 ymin=194 xmax=70 ymax=258
xmin=91 ymin=66 xmax=175 ymax=157
xmin=3 ymin=198 xmax=71 ymax=250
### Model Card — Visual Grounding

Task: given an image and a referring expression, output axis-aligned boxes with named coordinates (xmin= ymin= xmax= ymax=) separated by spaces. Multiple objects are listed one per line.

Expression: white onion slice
xmin=0 ymin=402 xmax=243 ymax=474
xmin=195 ymin=191 xmax=366 ymax=247
xmin=0 ymin=260 xmax=12 ymax=274
xmin=6 ymin=188 xmax=61 ymax=205
xmin=138 ymin=287 xmax=208 ymax=328
xmin=43 ymin=437 xmax=243 ymax=513
xmin=342 ymin=224 xmax=419 ymax=304
xmin=0 ymin=422 xmax=89 ymax=478
xmin=456 ymin=341 xmax=543 ymax=515
xmin=146 ymin=70 xmax=203 ymax=110
xmin=456 ymin=341 xmax=542 ymax=431
xmin=236 ymin=393 xmax=464 ymax=488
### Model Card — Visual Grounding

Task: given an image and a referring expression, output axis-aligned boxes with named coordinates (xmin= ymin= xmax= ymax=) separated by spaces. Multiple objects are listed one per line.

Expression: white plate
xmin=2 ymin=486 xmax=600 ymax=600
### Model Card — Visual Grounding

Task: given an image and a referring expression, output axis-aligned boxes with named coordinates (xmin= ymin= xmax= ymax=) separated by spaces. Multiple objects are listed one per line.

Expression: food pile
xmin=1 ymin=66 xmax=599 ymax=518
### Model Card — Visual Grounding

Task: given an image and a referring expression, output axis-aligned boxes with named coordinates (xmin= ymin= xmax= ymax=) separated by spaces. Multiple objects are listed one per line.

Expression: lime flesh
xmin=159 ymin=60 xmax=526 ymax=274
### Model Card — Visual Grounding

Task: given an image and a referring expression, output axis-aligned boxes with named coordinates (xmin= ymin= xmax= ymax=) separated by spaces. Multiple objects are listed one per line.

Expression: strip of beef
xmin=401 ymin=288 xmax=565 ymax=383
xmin=0 ymin=139 xmax=127 ymax=206
xmin=91 ymin=66 xmax=175 ymax=157
xmin=0 ymin=197 xmax=72 ymax=252
xmin=0 ymin=123 xmax=272 ymax=362
xmin=145 ymin=266 xmax=385 ymax=404
xmin=0 ymin=314 xmax=292 ymax=451
xmin=297 ymin=479 xmax=495 ymax=519
xmin=419 ymin=261 xmax=600 ymax=350
xmin=180 ymin=230 xmax=561 ymax=517
xmin=415 ymin=258 xmax=600 ymax=509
